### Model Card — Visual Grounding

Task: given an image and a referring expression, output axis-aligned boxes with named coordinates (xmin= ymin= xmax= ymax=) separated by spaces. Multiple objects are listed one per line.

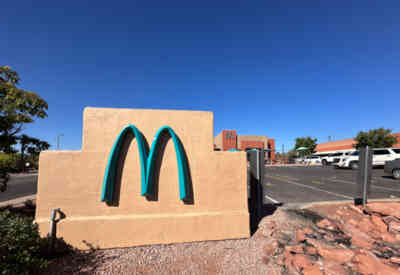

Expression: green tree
xmin=354 ymin=128 xmax=398 ymax=149
xmin=294 ymin=136 xmax=317 ymax=156
xmin=287 ymin=149 xmax=298 ymax=162
xmin=0 ymin=66 xmax=48 ymax=153
xmin=17 ymin=135 xmax=50 ymax=171
xmin=27 ymin=139 xmax=50 ymax=161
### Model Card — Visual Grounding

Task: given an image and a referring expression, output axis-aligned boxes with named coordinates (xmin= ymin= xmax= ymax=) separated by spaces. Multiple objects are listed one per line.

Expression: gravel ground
xmin=44 ymin=227 xmax=272 ymax=275
xmin=43 ymin=204 xmax=314 ymax=275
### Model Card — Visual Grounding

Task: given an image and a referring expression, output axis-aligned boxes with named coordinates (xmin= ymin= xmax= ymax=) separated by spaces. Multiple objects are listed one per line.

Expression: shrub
xmin=0 ymin=154 xmax=19 ymax=173
xmin=0 ymin=210 xmax=49 ymax=275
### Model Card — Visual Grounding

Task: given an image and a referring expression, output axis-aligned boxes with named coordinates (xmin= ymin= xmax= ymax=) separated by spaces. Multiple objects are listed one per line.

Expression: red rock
xmin=267 ymin=267 xmax=283 ymax=275
xmin=388 ymin=220 xmax=400 ymax=234
xmin=369 ymin=229 xmax=384 ymax=240
xmin=342 ymin=223 xmax=374 ymax=249
xmin=303 ymin=265 xmax=323 ymax=275
xmin=275 ymin=254 xmax=284 ymax=266
xmin=390 ymin=257 xmax=400 ymax=265
xmin=306 ymin=238 xmax=328 ymax=249
xmin=351 ymin=233 xmax=374 ymax=249
xmin=381 ymin=232 xmax=398 ymax=243
xmin=323 ymin=259 xmax=348 ymax=275
xmin=366 ymin=203 xmax=400 ymax=219
xmin=358 ymin=217 xmax=376 ymax=234
xmin=284 ymin=251 xmax=299 ymax=275
xmin=285 ymin=245 xmax=304 ymax=254
xmin=370 ymin=215 xmax=388 ymax=233
xmin=262 ymin=256 xmax=270 ymax=265
xmin=305 ymin=246 xmax=318 ymax=255
xmin=317 ymin=247 xmax=354 ymax=264
xmin=348 ymin=218 xmax=358 ymax=226
xmin=297 ymin=229 xmax=307 ymax=243
xmin=264 ymin=240 xmax=280 ymax=256
xmin=292 ymin=254 xmax=313 ymax=272
xmin=352 ymin=250 xmax=400 ymax=275
xmin=348 ymin=204 xmax=364 ymax=215
xmin=316 ymin=219 xmax=337 ymax=230
xmin=336 ymin=209 xmax=344 ymax=215
xmin=304 ymin=227 xmax=314 ymax=235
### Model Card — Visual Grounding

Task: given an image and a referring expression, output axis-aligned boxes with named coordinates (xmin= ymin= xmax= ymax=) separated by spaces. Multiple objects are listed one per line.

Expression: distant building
xmin=214 ymin=130 xmax=276 ymax=161
xmin=316 ymin=133 xmax=400 ymax=153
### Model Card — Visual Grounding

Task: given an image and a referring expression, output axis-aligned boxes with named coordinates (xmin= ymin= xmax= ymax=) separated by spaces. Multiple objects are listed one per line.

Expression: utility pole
xmin=56 ymin=134 xmax=64 ymax=150
xmin=328 ymin=136 xmax=331 ymax=142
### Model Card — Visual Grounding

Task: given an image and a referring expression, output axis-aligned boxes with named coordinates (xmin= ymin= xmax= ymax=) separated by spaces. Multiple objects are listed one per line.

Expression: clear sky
xmin=2 ymin=1 xmax=400 ymax=152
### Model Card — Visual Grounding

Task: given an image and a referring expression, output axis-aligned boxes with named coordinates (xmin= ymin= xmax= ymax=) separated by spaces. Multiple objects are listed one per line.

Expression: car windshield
xmin=393 ymin=148 xmax=400 ymax=154
xmin=351 ymin=151 xmax=359 ymax=156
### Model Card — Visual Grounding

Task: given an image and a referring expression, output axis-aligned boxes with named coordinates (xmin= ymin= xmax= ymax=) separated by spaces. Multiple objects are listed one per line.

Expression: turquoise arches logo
xmin=100 ymin=125 xmax=190 ymax=204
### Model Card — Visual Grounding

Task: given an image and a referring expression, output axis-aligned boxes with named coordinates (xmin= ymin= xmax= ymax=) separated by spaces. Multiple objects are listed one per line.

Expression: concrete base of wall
xmin=36 ymin=211 xmax=250 ymax=249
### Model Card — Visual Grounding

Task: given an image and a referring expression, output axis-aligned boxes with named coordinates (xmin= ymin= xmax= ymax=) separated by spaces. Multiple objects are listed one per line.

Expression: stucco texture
xmin=35 ymin=108 xmax=249 ymax=249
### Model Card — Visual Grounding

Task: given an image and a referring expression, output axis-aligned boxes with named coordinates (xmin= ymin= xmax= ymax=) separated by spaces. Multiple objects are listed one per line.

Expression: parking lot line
xmin=328 ymin=178 xmax=400 ymax=193
xmin=266 ymin=175 xmax=353 ymax=200
xmin=264 ymin=194 xmax=280 ymax=204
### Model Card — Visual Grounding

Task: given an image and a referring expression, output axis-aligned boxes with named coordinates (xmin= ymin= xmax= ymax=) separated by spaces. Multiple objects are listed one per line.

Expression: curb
xmin=281 ymin=198 xmax=400 ymax=210
xmin=0 ymin=195 xmax=36 ymax=208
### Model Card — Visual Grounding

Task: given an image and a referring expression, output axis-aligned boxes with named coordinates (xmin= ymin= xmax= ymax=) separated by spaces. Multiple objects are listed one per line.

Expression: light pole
xmin=56 ymin=134 xmax=64 ymax=150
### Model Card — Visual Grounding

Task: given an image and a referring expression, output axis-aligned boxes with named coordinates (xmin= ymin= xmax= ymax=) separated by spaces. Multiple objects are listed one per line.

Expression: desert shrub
xmin=0 ymin=154 xmax=19 ymax=173
xmin=0 ymin=210 xmax=49 ymax=275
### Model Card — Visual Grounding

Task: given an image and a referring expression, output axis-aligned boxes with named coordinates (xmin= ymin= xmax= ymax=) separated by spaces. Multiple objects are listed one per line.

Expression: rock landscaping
xmin=261 ymin=202 xmax=400 ymax=274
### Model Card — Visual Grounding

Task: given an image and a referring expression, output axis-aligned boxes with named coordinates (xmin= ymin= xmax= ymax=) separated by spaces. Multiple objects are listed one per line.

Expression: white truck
xmin=335 ymin=148 xmax=400 ymax=169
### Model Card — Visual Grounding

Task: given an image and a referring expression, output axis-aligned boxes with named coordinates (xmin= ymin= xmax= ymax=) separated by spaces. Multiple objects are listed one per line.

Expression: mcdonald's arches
xmin=35 ymin=108 xmax=249 ymax=249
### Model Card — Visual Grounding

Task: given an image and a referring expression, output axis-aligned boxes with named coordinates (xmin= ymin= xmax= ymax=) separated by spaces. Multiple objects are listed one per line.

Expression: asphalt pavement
xmin=1 ymin=167 xmax=399 ymax=206
xmin=0 ymin=174 xmax=38 ymax=203
xmin=263 ymin=166 xmax=400 ymax=204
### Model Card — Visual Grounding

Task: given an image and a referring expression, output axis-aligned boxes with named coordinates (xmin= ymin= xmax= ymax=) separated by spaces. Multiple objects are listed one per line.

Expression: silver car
xmin=384 ymin=158 xmax=400 ymax=179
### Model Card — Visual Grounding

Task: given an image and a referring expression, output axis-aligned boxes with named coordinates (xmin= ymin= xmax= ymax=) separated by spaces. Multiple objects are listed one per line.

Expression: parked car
xmin=304 ymin=155 xmax=321 ymax=165
xmin=295 ymin=157 xmax=305 ymax=164
xmin=384 ymin=158 xmax=400 ymax=179
xmin=321 ymin=151 xmax=354 ymax=166
xmin=336 ymin=148 xmax=400 ymax=169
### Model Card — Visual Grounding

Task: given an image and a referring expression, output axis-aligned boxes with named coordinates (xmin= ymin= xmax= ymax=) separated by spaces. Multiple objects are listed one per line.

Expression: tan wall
xmin=214 ymin=132 xmax=223 ymax=150
xmin=237 ymin=135 xmax=268 ymax=149
xmin=35 ymin=108 xmax=249 ymax=249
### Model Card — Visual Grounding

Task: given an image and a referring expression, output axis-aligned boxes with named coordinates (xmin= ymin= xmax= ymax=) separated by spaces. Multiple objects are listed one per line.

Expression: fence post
xmin=247 ymin=149 xmax=265 ymax=232
xmin=356 ymin=146 xmax=372 ymax=206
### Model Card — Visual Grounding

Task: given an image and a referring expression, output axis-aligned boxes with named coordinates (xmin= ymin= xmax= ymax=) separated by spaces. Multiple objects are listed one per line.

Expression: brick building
xmin=214 ymin=130 xmax=276 ymax=161
xmin=316 ymin=133 xmax=400 ymax=153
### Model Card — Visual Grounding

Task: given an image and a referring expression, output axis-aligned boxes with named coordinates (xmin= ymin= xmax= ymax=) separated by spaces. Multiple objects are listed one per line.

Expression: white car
xmin=304 ymin=155 xmax=321 ymax=165
xmin=321 ymin=151 xmax=354 ymax=166
xmin=295 ymin=157 xmax=305 ymax=163
xmin=336 ymin=148 xmax=400 ymax=169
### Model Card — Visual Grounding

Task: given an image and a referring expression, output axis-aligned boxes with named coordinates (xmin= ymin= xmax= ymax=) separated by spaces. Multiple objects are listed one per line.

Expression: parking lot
xmin=263 ymin=166 xmax=400 ymax=204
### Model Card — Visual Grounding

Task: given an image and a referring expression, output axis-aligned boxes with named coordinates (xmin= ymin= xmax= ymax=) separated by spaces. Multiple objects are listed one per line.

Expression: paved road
xmin=263 ymin=166 xmax=400 ymax=204
xmin=0 ymin=174 xmax=38 ymax=203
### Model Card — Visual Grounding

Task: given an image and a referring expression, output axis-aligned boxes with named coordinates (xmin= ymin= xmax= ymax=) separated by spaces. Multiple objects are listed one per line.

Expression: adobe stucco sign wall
xmin=35 ymin=108 xmax=249 ymax=249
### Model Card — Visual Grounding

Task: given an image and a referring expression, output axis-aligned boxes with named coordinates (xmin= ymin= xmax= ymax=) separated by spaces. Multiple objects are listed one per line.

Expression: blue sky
xmin=2 ymin=1 xmax=400 ymax=152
